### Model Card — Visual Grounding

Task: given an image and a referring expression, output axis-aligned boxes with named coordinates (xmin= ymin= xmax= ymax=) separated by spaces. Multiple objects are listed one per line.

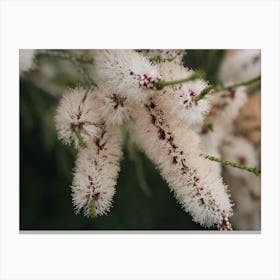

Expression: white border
xmin=1 ymin=1 xmax=280 ymax=279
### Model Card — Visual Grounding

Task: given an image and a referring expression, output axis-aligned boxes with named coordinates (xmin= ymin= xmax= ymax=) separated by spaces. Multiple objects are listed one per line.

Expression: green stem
xmin=89 ymin=197 xmax=96 ymax=218
xmin=194 ymin=75 xmax=261 ymax=101
xmin=195 ymin=85 xmax=214 ymax=102
xmin=218 ymin=75 xmax=261 ymax=91
xmin=201 ymin=153 xmax=261 ymax=176
xmin=155 ymin=72 xmax=201 ymax=90
xmin=73 ymin=125 xmax=96 ymax=217
xmin=74 ymin=127 xmax=87 ymax=149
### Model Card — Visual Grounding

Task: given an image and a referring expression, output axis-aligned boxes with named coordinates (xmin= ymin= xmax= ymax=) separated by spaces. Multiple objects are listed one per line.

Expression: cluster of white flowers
xmin=55 ymin=87 xmax=124 ymax=217
xmin=198 ymin=50 xmax=261 ymax=230
xmin=54 ymin=49 xmax=260 ymax=230
xmin=222 ymin=133 xmax=261 ymax=230
xmin=221 ymin=120 xmax=261 ymax=230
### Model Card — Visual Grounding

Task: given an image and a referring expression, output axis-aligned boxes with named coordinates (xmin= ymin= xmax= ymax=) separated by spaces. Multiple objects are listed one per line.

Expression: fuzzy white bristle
xmin=157 ymin=61 xmax=210 ymax=130
xmin=55 ymin=87 xmax=103 ymax=148
xmin=71 ymin=127 xmax=123 ymax=217
xmin=92 ymin=50 xmax=160 ymax=104
xmin=128 ymin=96 xmax=233 ymax=227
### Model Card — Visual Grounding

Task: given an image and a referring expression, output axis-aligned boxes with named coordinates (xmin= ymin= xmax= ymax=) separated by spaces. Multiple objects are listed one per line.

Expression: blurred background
xmin=20 ymin=50 xmax=260 ymax=230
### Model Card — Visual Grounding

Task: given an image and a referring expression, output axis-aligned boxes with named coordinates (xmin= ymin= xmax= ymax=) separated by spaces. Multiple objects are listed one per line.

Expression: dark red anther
xmin=237 ymin=156 xmax=246 ymax=165
xmin=229 ymin=89 xmax=236 ymax=99
xmin=94 ymin=192 xmax=100 ymax=201
xmin=76 ymin=112 xmax=82 ymax=120
xmin=159 ymin=128 xmax=166 ymax=140
xmin=189 ymin=89 xmax=196 ymax=97
xmin=150 ymin=102 xmax=155 ymax=109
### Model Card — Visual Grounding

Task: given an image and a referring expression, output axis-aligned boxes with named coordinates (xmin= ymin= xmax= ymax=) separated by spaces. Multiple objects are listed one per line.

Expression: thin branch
xmin=73 ymin=127 xmax=87 ymax=149
xmin=196 ymin=75 xmax=261 ymax=101
xmin=218 ymin=75 xmax=261 ymax=91
xmin=89 ymin=197 xmax=96 ymax=218
xmin=201 ymin=153 xmax=261 ymax=176
xmin=149 ymin=55 xmax=178 ymax=64
xmin=155 ymin=72 xmax=201 ymax=90
xmin=195 ymin=85 xmax=214 ymax=102
xmin=73 ymin=125 xmax=97 ymax=217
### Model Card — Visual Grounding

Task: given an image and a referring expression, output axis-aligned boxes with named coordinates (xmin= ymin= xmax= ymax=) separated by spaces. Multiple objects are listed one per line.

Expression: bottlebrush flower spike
xmin=92 ymin=50 xmax=161 ymax=103
xmin=71 ymin=127 xmax=123 ymax=217
xmin=129 ymin=96 xmax=233 ymax=228
xmin=55 ymin=87 xmax=103 ymax=148
xmin=157 ymin=61 xmax=210 ymax=130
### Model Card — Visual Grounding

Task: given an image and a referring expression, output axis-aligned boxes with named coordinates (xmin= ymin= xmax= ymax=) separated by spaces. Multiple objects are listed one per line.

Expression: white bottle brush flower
xmin=53 ymin=49 xmax=261 ymax=230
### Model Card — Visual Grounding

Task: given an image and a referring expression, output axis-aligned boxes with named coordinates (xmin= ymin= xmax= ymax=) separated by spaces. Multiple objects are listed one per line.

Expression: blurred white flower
xmin=198 ymin=87 xmax=249 ymax=180
xmin=199 ymin=122 xmax=227 ymax=149
xmin=224 ymin=172 xmax=261 ymax=230
xmin=72 ymin=127 xmax=123 ymax=217
xmin=19 ymin=49 xmax=36 ymax=73
xmin=219 ymin=49 xmax=261 ymax=86
xmin=55 ymin=87 xmax=103 ymax=148
xmin=221 ymin=136 xmax=258 ymax=179
xmin=199 ymin=142 xmax=222 ymax=175
xmin=208 ymin=87 xmax=247 ymax=126
xmin=235 ymin=92 xmax=261 ymax=147
xmin=92 ymin=50 xmax=160 ymax=103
